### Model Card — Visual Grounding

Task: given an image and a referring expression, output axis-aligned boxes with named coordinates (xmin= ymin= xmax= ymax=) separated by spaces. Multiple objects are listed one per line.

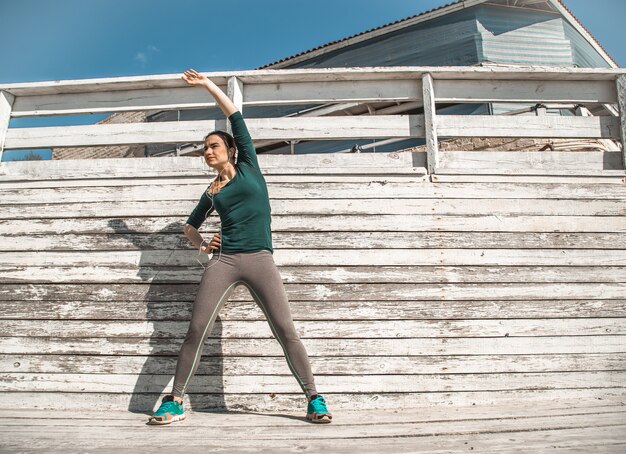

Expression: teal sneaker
xmin=306 ymin=394 xmax=332 ymax=423
xmin=147 ymin=395 xmax=186 ymax=425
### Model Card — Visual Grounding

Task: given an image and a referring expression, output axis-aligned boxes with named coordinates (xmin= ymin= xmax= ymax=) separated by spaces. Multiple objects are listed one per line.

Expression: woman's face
xmin=204 ymin=134 xmax=232 ymax=168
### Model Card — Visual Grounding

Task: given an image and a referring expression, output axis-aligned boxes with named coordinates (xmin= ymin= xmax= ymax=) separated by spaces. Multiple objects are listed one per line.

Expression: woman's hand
xmin=181 ymin=68 xmax=211 ymax=88
xmin=181 ymin=68 xmax=237 ymax=117
xmin=199 ymin=232 xmax=221 ymax=254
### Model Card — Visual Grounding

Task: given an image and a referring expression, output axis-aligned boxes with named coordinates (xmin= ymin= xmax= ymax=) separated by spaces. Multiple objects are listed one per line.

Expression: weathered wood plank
xmin=2 ymin=215 xmax=626 ymax=235
xmin=3 ymin=198 xmax=626 ymax=221
xmin=3 ymin=115 xmax=425 ymax=149
xmin=1 ymin=282 xmax=624 ymax=302
xmin=0 ymin=153 xmax=418 ymax=180
xmin=2 ymin=353 xmax=624 ymax=375
xmin=4 ymin=371 xmax=625 ymax=394
xmin=4 ymin=116 xmax=622 ymax=150
xmin=422 ymin=72 xmax=438 ymax=174
xmin=1 ymin=66 xmax=622 ymax=97
xmin=0 ymin=174 xmax=430 ymax=190
xmin=1 ymin=425 xmax=624 ymax=453
xmin=1 ymin=248 xmax=625 ymax=267
xmin=434 ymin=79 xmax=617 ymax=103
xmin=436 ymin=115 xmax=621 ymax=139
xmin=8 ymin=79 xmax=423 ymax=116
xmin=3 ymin=396 xmax=625 ymax=420
xmin=0 ymin=389 xmax=623 ymax=412
xmin=3 ymin=318 xmax=624 ymax=338
xmin=3 ymin=298 xmax=625 ymax=319
xmin=4 ymin=179 xmax=626 ymax=203
xmin=430 ymin=174 xmax=625 ymax=183
xmin=0 ymin=90 xmax=15 ymax=163
xmin=1 ymin=153 xmax=624 ymax=183
xmin=2 ymin=336 xmax=624 ymax=355
xmin=435 ymin=151 xmax=626 ymax=174
xmin=1 ymin=232 xmax=625 ymax=254
xmin=616 ymin=74 xmax=626 ymax=169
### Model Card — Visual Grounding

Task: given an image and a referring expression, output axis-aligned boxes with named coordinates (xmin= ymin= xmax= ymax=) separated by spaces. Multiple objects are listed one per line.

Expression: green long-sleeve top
xmin=185 ymin=111 xmax=273 ymax=254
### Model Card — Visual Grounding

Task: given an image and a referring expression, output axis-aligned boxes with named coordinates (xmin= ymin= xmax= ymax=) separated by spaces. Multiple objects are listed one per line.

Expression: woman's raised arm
xmin=181 ymin=68 xmax=238 ymax=118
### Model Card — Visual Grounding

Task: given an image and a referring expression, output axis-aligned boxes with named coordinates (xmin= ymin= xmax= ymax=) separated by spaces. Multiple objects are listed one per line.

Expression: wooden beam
xmin=1 ymin=67 xmax=624 ymax=97
xmin=422 ymin=73 xmax=438 ymax=174
xmin=227 ymin=76 xmax=244 ymax=137
xmin=0 ymin=91 xmax=15 ymax=163
xmin=3 ymin=115 xmax=425 ymax=149
xmin=436 ymin=115 xmax=621 ymax=139
xmin=10 ymin=79 xmax=615 ymax=117
xmin=3 ymin=114 xmax=619 ymax=150
xmin=9 ymin=79 xmax=422 ymax=117
xmin=616 ymin=74 xmax=626 ymax=169
xmin=434 ymin=79 xmax=617 ymax=104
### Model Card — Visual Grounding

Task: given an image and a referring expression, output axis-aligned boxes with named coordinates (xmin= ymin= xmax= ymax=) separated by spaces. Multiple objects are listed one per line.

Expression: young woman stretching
xmin=148 ymin=69 xmax=332 ymax=425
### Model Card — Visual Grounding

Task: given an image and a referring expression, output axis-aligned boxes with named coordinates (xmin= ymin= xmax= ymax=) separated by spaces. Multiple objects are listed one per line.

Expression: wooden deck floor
xmin=0 ymin=397 xmax=625 ymax=453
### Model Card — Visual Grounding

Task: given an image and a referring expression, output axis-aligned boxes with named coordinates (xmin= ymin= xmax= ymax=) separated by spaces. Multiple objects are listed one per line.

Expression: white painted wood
xmin=0 ymin=152 xmax=419 ymax=180
xmin=3 ymin=371 xmax=626 ymax=393
xmin=427 ymin=174 xmax=624 ymax=183
xmin=2 ymin=336 xmax=624 ymax=356
xmin=0 ymin=408 xmax=623 ymax=454
xmin=1 ymin=66 xmax=624 ymax=97
xmin=436 ymin=115 xmax=621 ymax=139
xmin=0 ymin=90 xmax=15 ymax=163
xmin=434 ymin=79 xmax=617 ymax=103
xmin=616 ymin=74 xmax=626 ymax=169
xmin=2 ymin=353 xmax=623 ymax=374
xmin=0 ymin=415 xmax=624 ymax=453
xmin=3 ymin=397 xmax=625 ymax=422
xmin=3 ymin=115 xmax=425 ymax=148
xmin=422 ymin=72 xmax=438 ymax=174
xmin=2 ymin=249 xmax=626 ymax=267
xmin=2 ymin=213 xmax=625 ymax=235
xmin=10 ymin=86 xmax=223 ymax=117
xmin=4 ymin=318 xmax=625 ymax=338
xmin=246 ymin=78 xmax=421 ymax=105
xmin=3 ymin=198 xmax=625 ymax=220
xmin=434 ymin=150 xmax=626 ymax=174
xmin=0 ymin=390 xmax=623 ymax=416
xmin=2 ymin=146 xmax=625 ymax=412
xmin=9 ymin=79 xmax=422 ymax=116
xmin=7 ymin=114 xmax=616 ymax=150
xmin=2 ymin=264 xmax=625 ymax=285
xmin=227 ymin=76 xmax=244 ymax=138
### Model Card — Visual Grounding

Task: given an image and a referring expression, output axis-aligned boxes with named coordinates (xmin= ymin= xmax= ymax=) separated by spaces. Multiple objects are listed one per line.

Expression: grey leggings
xmin=171 ymin=250 xmax=318 ymax=400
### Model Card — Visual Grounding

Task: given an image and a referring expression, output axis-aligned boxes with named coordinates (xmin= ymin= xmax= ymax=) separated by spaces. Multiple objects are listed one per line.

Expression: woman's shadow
xmin=106 ymin=218 xmax=227 ymax=416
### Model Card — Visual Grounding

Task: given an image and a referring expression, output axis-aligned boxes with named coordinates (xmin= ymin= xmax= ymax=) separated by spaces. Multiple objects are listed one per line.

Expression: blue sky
xmin=1 ymin=0 xmax=624 ymax=161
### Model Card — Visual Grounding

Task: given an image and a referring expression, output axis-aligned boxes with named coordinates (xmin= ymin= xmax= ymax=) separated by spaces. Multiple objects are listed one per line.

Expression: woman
xmin=148 ymin=69 xmax=332 ymax=425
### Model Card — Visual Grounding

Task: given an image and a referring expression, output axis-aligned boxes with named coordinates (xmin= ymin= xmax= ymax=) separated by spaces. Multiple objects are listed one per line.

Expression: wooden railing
xmin=1 ymin=66 xmax=625 ymax=171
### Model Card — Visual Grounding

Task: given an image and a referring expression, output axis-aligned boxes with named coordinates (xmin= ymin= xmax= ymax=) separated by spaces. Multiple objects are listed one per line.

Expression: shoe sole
xmin=147 ymin=413 xmax=186 ymax=425
xmin=306 ymin=412 xmax=332 ymax=423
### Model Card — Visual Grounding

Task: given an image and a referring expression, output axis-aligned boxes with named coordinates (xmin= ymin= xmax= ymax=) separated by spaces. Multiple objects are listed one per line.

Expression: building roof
xmin=256 ymin=0 xmax=618 ymax=70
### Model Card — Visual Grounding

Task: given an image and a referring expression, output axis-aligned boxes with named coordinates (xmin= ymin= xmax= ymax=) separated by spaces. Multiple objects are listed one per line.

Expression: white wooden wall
xmin=0 ymin=150 xmax=624 ymax=412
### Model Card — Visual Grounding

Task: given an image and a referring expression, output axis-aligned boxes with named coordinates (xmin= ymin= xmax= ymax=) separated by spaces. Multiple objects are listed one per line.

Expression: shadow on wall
xmin=105 ymin=219 xmax=227 ymax=414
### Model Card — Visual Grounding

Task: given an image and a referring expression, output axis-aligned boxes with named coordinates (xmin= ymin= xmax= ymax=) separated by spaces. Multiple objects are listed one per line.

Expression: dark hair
xmin=203 ymin=130 xmax=236 ymax=154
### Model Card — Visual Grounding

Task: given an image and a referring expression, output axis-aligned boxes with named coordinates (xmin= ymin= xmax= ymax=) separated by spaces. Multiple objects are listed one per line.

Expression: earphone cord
xmin=197 ymin=150 xmax=237 ymax=270
xmin=196 ymin=169 xmax=225 ymax=271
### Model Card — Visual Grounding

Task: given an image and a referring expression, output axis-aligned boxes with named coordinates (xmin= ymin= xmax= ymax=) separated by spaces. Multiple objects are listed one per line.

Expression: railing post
xmin=616 ymin=74 xmax=626 ymax=169
xmin=0 ymin=90 xmax=15 ymax=163
xmin=227 ymin=76 xmax=244 ymax=137
xmin=421 ymin=73 xmax=438 ymax=174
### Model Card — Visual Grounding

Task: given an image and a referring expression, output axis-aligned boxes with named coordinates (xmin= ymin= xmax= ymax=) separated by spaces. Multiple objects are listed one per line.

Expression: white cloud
xmin=134 ymin=45 xmax=160 ymax=66
xmin=134 ymin=52 xmax=147 ymax=65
